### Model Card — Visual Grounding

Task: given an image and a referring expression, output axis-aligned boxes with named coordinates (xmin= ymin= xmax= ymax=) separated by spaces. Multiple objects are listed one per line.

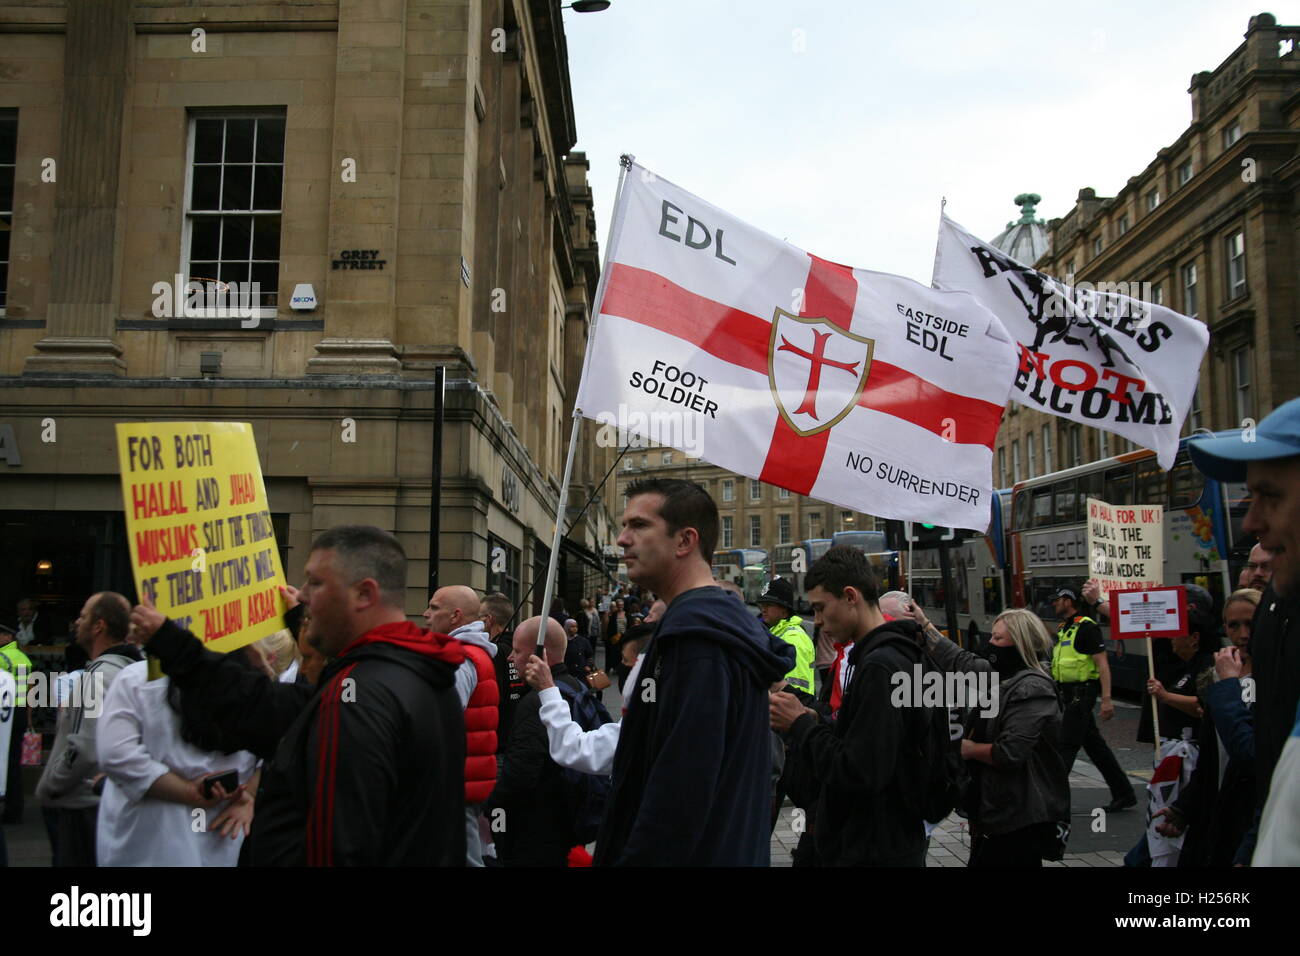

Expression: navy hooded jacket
xmin=593 ymin=586 xmax=795 ymax=866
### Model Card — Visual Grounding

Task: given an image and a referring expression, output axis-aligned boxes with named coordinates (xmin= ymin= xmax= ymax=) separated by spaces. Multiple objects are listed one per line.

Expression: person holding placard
xmin=1151 ymin=589 xmax=1261 ymax=867
xmin=1139 ymin=603 xmax=1216 ymax=747
xmin=130 ymin=525 xmax=468 ymax=866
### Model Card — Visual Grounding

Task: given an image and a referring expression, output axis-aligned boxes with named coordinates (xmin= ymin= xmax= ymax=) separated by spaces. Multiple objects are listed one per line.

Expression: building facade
xmin=0 ymin=0 xmax=618 ymax=632
xmin=614 ymin=451 xmax=878 ymax=572
xmin=994 ymin=12 xmax=1299 ymax=487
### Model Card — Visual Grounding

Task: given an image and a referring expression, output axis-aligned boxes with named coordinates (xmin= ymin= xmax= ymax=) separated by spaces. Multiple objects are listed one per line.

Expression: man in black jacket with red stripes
xmin=131 ymin=525 xmax=466 ymax=866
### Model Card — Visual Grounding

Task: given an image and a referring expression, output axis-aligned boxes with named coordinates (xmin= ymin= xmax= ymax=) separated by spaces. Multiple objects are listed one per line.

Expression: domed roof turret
xmin=990 ymin=193 xmax=1049 ymax=265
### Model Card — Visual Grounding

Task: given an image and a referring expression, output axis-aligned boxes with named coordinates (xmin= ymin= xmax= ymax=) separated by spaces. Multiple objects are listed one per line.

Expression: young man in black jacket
xmin=481 ymin=591 xmax=523 ymax=744
xmin=129 ymin=525 xmax=467 ymax=866
xmin=770 ymin=545 xmax=931 ymax=866
xmin=593 ymin=478 xmax=794 ymax=866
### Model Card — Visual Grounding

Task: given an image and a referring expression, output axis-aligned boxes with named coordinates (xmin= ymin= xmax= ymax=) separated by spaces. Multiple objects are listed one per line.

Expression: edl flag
xmin=932 ymin=214 xmax=1209 ymax=471
xmin=575 ymin=161 xmax=1017 ymax=531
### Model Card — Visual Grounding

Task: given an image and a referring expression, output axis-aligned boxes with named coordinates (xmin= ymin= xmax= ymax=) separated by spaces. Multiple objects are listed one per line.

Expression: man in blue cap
xmin=1188 ymin=396 xmax=1300 ymax=864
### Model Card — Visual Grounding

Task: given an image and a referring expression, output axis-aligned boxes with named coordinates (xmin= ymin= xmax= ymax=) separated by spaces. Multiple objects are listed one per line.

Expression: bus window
xmin=1135 ymin=461 xmax=1166 ymax=505
xmin=1077 ymin=471 xmax=1103 ymax=513
xmin=1030 ymin=578 xmax=1078 ymax=623
xmin=1032 ymin=488 xmax=1054 ymax=527
xmin=1053 ymin=478 xmax=1078 ymax=524
xmin=1181 ymin=571 xmax=1223 ymax=615
xmin=1012 ymin=489 xmax=1033 ymax=531
xmin=1169 ymin=458 xmax=1205 ymax=509
xmin=1104 ymin=466 xmax=1134 ymax=506
xmin=1225 ymin=482 xmax=1251 ymax=549
xmin=982 ymin=575 xmax=1001 ymax=616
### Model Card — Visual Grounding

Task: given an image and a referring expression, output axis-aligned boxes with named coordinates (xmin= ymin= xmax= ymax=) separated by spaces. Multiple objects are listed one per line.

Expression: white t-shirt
xmin=1255 ymin=704 xmax=1300 ymax=866
xmin=0 ymin=670 xmax=15 ymax=798
xmin=96 ymin=661 xmax=258 ymax=867
xmin=536 ymin=653 xmax=645 ymax=776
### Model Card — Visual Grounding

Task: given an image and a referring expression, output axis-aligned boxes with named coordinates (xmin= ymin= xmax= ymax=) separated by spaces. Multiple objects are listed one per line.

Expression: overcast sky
xmin=565 ymin=1 xmax=1279 ymax=283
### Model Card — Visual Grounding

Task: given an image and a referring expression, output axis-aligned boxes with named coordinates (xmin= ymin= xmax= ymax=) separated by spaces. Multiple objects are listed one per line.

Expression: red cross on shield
xmin=767 ymin=309 xmax=875 ymax=438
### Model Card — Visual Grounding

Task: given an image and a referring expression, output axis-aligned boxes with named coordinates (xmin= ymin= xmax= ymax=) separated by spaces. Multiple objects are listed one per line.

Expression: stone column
xmin=306 ymin=0 xmax=409 ymax=376
xmin=24 ymin=0 xmax=132 ymax=376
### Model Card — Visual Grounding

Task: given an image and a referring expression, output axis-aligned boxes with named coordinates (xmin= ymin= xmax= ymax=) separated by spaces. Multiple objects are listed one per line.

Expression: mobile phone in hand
xmin=202 ymin=769 xmax=239 ymax=799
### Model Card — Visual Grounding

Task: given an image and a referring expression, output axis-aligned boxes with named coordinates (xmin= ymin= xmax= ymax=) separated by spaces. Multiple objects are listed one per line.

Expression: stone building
xmin=993 ymin=12 xmax=1299 ymax=488
xmin=613 ymin=450 xmax=878 ymax=582
xmin=0 ymin=0 xmax=617 ymax=631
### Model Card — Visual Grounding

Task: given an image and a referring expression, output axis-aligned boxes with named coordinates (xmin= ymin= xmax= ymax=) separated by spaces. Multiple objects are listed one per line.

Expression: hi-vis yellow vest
xmin=771 ymin=615 xmax=815 ymax=694
xmin=1051 ymin=616 xmax=1100 ymax=684
xmin=0 ymin=641 xmax=32 ymax=707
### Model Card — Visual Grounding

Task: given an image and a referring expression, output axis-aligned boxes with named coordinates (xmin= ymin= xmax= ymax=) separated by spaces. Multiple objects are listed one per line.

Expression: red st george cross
xmin=777 ymin=328 xmax=861 ymax=419
xmin=598 ymin=254 xmax=1003 ymax=496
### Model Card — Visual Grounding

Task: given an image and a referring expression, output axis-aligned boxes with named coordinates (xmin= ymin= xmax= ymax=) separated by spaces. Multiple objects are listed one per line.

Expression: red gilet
xmin=463 ymin=644 xmax=499 ymax=804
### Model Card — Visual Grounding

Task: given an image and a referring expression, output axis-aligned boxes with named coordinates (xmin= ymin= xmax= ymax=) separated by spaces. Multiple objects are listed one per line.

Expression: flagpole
xmin=905 ymin=522 xmax=914 ymax=595
xmin=536 ymin=155 xmax=635 ymax=654
xmin=930 ymin=197 xmax=947 ymax=288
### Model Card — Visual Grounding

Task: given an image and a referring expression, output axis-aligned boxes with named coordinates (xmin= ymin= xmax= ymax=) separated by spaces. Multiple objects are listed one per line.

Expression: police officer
xmin=1050 ymin=586 xmax=1136 ymax=812
xmin=758 ymin=579 xmax=815 ymax=700
xmin=0 ymin=624 xmax=33 ymax=824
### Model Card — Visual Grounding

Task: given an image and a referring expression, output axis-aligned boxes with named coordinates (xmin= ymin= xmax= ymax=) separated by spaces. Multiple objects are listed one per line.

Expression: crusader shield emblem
xmin=768 ymin=309 xmax=875 ymax=438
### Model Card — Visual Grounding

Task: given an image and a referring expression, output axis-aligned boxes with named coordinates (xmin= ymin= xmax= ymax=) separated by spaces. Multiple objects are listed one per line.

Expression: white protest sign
xmin=1109 ymin=586 xmax=1187 ymax=640
xmin=1086 ymin=497 xmax=1163 ymax=601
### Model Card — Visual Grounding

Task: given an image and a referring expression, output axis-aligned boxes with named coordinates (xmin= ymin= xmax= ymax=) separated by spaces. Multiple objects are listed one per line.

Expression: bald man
xmin=644 ymin=599 xmax=668 ymax=626
xmin=1240 ymin=543 xmax=1274 ymax=592
xmin=424 ymin=585 xmax=499 ymax=866
xmin=483 ymin=617 xmax=585 ymax=866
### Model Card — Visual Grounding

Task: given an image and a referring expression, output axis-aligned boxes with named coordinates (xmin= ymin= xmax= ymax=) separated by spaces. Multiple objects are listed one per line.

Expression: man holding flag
xmin=593 ymin=478 xmax=793 ymax=865
xmin=565 ymin=158 xmax=1040 ymax=864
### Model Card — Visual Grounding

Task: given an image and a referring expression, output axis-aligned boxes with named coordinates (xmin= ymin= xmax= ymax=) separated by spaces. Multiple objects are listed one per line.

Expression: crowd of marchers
xmin=1 ymin=397 xmax=1298 ymax=867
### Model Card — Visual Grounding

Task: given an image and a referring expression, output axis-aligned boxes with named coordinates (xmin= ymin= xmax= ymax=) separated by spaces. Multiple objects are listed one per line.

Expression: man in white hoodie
xmin=424 ymin=585 xmax=498 ymax=866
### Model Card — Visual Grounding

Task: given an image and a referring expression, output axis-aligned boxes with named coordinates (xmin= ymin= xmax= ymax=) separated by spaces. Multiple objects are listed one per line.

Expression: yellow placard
xmin=115 ymin=422 xmax=288 ymax=654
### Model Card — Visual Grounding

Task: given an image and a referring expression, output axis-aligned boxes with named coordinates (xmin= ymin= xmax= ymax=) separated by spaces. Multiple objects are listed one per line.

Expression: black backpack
xmin=554 ymin=678 xmax=615 ymax=844
xmin=876 ymin=635 xmax=969 ymax=825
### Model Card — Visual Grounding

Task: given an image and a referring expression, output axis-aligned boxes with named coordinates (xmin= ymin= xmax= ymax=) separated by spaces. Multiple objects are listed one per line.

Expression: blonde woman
xmin=918 ymin=606 xmax=1069 ymax=867
xmin=254 ymin=629 xmax=301 ymax=684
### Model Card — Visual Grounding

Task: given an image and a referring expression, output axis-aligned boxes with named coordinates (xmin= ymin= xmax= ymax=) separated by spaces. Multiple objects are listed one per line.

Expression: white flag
xmin=1146 ymin=734 xmax=1198 ymax=867
xmin=933 ymin=214 xmax=1208 ymax=471
xmin=575 ymin=162 xmax=1018 ymax=531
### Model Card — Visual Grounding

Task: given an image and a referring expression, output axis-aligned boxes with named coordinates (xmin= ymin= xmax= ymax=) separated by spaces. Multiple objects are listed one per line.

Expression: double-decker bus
xmin=1005 ymin=434 xmax=1249 ymax=693
xmin=829 ymin=529 xmax=905 ymax=593
xmin=831 ymin=529 xmax=887 ymax=554
xmin=901 ymin=489 xmax=1012 ymax=643
xmin=772 ymin=538 xmax=832 ymax=611
xmin=711 ymin=548 xmax=769 ymax=604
